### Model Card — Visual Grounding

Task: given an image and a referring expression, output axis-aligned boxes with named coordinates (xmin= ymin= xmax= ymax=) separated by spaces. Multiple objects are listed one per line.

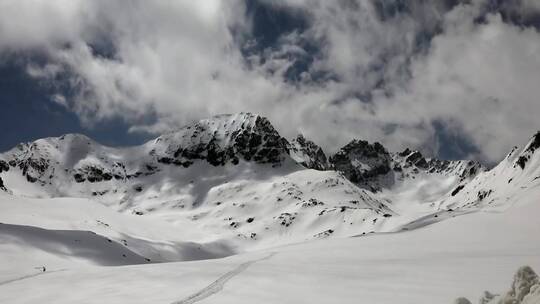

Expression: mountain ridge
xmin=0 ymin=113 xmax=538 ymax=251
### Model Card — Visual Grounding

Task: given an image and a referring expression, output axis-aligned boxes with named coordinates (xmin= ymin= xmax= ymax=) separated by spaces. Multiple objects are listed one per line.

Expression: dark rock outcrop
xmin=329 ymin=140 xmax=392 ymax=191
xmin=405 ymin=151 xmax=428 ymax=169
xmin=0 ymin=160 xmax=9 ymax=173
xmin=156 ymin=114 xmax=290 ymax=167
xmin=289 ymin=134 xmax=328 ymax=170
xmin=515 ymin=131 xmax=540 ymax=170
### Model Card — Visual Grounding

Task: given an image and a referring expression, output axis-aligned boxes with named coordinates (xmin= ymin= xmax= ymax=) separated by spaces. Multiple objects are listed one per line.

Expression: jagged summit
xmin=327 ymin=139 xmax=483 ymax=192
xmin=289 ymin=134 xmax=328 ymax=170
xmin=329 ymin=140 xmax=392 ymax=191
xmin=0 ymin=113 xmax=494 ymax=196
xmin=0 ymin=113 xmax=539 ymax=272
xmin=153 ymin=112 xmax=290 ymax=166
xmin=515 ymin=131 xmax=540 ymax=170
xmin=1 ymin=113 xmax=537 ymax=211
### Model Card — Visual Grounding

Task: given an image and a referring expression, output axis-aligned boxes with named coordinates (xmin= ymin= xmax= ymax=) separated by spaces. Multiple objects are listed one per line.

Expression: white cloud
xmin=521 ymin=0 xmax=540 ymax=14
xmin=0 ymin=0 xmax=539 ymax=163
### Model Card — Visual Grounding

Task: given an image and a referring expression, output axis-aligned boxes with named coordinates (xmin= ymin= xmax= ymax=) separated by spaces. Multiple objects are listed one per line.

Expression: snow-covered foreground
xmin=0 ymin=189 xmax=538 ymax=303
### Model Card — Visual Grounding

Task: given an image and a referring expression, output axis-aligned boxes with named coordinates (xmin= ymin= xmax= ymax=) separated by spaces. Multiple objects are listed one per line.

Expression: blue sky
xmin=0 ymin=60 xmax=149 ymax=151
xmin=0 ymin=0 xmax=539 ymax=164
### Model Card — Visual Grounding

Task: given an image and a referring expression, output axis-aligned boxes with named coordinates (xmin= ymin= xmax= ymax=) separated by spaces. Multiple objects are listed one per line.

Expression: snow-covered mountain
xmin=0 ymin=113 xmax=538 ymax=251
xmin=288 ymin=134 xmax=329 ymax=170
xmin=439 ymin=131 xmax=540 ymax=211
xmin=329 ymin=139 xmax=483 ymax=192
xmin=1 ymin=113 xmax=539 ymax=304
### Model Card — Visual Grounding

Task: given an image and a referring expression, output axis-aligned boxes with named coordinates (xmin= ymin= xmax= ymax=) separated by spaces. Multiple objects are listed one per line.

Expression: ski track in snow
xmin=172 ymin=252 xmax=276 ymax=304
xmin=0 ymin=269 xmax=67 ymax=287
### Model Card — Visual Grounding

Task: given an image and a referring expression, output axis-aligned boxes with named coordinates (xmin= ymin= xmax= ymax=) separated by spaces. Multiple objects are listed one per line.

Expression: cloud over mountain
xmin=1 ymin=0 xmax=539 ymax=164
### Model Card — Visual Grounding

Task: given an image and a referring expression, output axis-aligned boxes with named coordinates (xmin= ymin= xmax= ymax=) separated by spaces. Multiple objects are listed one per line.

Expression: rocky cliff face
xmin=289 ymin=134 xmax=328 ymax=171
xmin=392 ymin=148 xmax=484 ymax=183
xmin=0 ymin=159 xmax=8 ymax=191
xmin=329 ymin=140 xmax=392 ymax=192
xmin=327 ymin=139 xmax=484 ymax=192
xmin=153 ymin=113 xmax=290 ymax=167
xmin=516 ymin=131 xmax=540 ymax=170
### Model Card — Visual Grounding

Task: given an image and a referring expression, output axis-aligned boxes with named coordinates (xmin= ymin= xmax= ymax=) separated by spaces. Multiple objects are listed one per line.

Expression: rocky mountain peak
xmin=289 ymin=134 xmax=328 ymax=170
xmin=329 ymin=140 xmax=392 ymax=191
xmin=398 ymin=149 xmax=429 ymax=169
xmin=516 ymin=131 xmax=540 ymax=170
xmin=153 ymin=113 xmax=290 ymax=167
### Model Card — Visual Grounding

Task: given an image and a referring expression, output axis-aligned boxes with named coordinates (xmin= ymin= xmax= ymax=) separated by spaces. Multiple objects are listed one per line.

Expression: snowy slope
xmin=439 ymin=132 xmax=540 ymax=212
xmin=0 ymin=113 xmax=539 ymax=303
xmin=0 ymin=114 xmax=535 ymax=251
xmin=0 ymin=113 xmax=433 ymax=250
xmin=0 ymin=180 xmax=538 ymax=304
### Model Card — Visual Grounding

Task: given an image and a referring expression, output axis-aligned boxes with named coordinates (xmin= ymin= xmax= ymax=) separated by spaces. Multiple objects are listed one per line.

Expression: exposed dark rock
xmin=73 ymin=165 xmax=118 ymax=183
xmin=9 ymin=157 xmax=51 ymax=184
xmin=329 ymin=140 xmax=391 ymax=191
xmin=516 ymin=132 xmax=540 ymax=170
xmin=289 ymin=134 xmax=328 ymax=170
xmin=525 ymin=131 xmax=540 ymax=154
xmin=477 ymin=189 xmax=493 ymax=201
xmin=277 ymin=212 xmax=296 ymax=227
xmin=0 ymin=160 xmax=9 ymax=173
xmin=451 ymin=185 xmax=465 ymax=196
xmin=26 ymin=174 xmax=38 ymax=183
xmin=313 ymin=229 xmax=334 ymax=238
xmin=0 ymin=176 xmax=5 ymax=191
xmin=157 ymin=114 xmax=289 ymax=167
xmin=517 ymin=155 xmax=528 ymax=169
xmin=405 ymin=151 xmax=428 ymax=169
xmin=399 ymin=148 xmax=412 ymax=157
xmin=74 ymin=173 xmax=86 ymax=183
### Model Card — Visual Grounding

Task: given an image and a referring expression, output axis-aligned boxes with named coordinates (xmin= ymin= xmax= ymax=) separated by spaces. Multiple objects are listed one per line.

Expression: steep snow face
xmin=438 ymin=132 xmax=540 ymax=212
xmin=516 ymin=132 xmax=540 ymax=170
xmin=159 ymin=169 xmax=396 ymax=249
xmin=288 ymin=134 xmax=328 ymax=170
